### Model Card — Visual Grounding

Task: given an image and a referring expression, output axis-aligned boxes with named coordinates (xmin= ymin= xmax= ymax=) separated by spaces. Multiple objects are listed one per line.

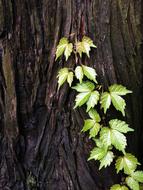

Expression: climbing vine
xmin=55 ymin=36 xmax=143 ymax=190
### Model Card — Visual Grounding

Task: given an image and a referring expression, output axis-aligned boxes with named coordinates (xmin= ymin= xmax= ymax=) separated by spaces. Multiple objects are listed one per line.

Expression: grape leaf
xmin=57 ymin=68 xmax=69 ymax=89
xmin=100 ymin=92 xmax=111 ymax=114
xmin=75 ymin=66 xmax=84 ymax=83
xmin=126 ymin=177 xmax=139 ymax=190
xmin=109 ymin=84 xmax=132 ymax=95
xmin=115 ymin=153 xmax=139 ymax=174
xmin=99 ymin=151 xmax=114 ymax=169
xmin=88 ymin=109 xmax=101 ymax=122
xmin=72 ymin=81 xmax=95 ymax=92
xmin=132 ymin=171 xmax=143 ymax=183
xmin=110 ymin=93 xmax=126 ymax=116
xmin=89 ymin=123 xmax=101 ymax=138
xmin=88 ymin=147 xmax=107 ymax=161
xmin=56 ymin=37 xmax=73 ymax=60
xmin=109 ymin=119 xmax=134 ymax=133
xmin=110 ymin=184 xmax=129 ymax=190
xmin=82 ymin=65 xmax=97 ymax=83
xmin=67 ymin=72 xmax=73 ymax=87
xmin=86 ymin=91 xmax=100 ymax=112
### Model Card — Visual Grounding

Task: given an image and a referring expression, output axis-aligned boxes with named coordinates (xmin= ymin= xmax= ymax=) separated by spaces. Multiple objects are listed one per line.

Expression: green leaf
xmin=64 ymin=43 xmax=73 ymax=61
xmin=57 ymin=68 xmax=69 ymax=89
xmin=88 ymin=108 xmax=101 ymax=122
xmin=67 ymin=72 xmax=74 ymax=87
xmin=82 ymin=65 xmax=97 ymax=83
xmin=74 ymin=92 xmax=91 ymax=108
xmin=115 ymin=153 xmax=138 ymax=174
xmin=99 ymin=151 xmax=114 ymax=169
xmin=76 ymin=36 xmax=96 ymax=57
xmin=126 ymin=177 xmax=139 ymax=190
xmin=75 ymin=66 xmax=84 ymax=83
xmin=72 ymin=81 xmax=95 ymax=92
xmin=88 ymin=147 xmax=107 ymax=161
xmin=100 ymin=127 xmax=112 ymax=147
xmin=132 ymin=171 xmax=143 ymax=183
xmin=86 ymin=91 xmax=100 ymax=112
xmin=82 ymin=119 xmax=95 ymax=132
xmin=100 ymin=92 xmax=111 ymax=114
xmin=93 ymin=138 xmax=103 ymax=148
xmin=56 ymin=37 xmax=73 ymax=60
xmin=109 ymin=84 xmax=132 ymax=96
xmin=109 ymin=119 xmax=134 ymax=133
xmin=110 ymin=184 xmax=129 ymax=190
xmin=111 ymin=93 xmax=126 ymax=116
xmin=89 ymin=123 xmax=101 ymax=138
xmin=111 ymin=129 xmax=127 ymax=153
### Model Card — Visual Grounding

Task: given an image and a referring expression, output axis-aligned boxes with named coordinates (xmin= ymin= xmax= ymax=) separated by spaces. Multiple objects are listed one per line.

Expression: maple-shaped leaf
xmin=56 ymin=37 xmax=73 ymax=60
xmin=115 ymin=153 xmax=139 ymax=174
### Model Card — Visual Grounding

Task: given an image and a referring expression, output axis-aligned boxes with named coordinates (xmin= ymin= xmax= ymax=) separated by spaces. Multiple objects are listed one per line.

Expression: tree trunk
xmin=0 ymin=0 xmax=143 ymax=190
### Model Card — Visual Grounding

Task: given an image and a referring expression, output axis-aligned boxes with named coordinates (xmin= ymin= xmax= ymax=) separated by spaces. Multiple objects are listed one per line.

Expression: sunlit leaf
xmin=109 ymin=84 xmax=132 ymax=96
xmin=57 ymin=68 xmax=69 ymax=89
xmin=82 ymin=119 xmax=95 ymax=132
xmin=82 ymin=65 xmax=97 ymax=83
xmin=132 ymin=171 xmax=143 ymax=183
xmin=67 ymin=72 xmax=74 ymax=87
xmin=88 ymin=147 xmax=107 ymax=161
xmin=75 ymin=66 xmax=84 ymax=83
xmin=99 ymin=151 xmax=114 ymax=169
xmin=86 ymin=91 xmax=100 ymax=112
xmin=74 ymin=92 xmax=91 ymax=108
xmin=89 ymin=123 xmax=101 ymax=138
xmin=100 ymin=92 xmax=111 ymax=114
xmin=110 ymin=184 xmax=129 ymax=190
xmin=126 ymin=177 xmax=139 ymax=190
xmin=100 ymin=127 xmax=112 ymax=147
xmin=72 ymin=81 xmax=95 ymax=92
xmin=88 ymin=108 xmax=101 ymax=122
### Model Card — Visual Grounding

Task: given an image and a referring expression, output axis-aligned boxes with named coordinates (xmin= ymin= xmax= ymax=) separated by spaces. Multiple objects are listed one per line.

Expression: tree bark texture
xmin=0 ymin=0 xmax=143 ymax=190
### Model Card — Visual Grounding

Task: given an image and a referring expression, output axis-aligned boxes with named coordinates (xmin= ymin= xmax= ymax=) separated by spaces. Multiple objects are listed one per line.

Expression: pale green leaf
xmin=88 ymin=108 xmax=101 ymax=122
xmin=111 ymin=129 xmax=127 ymax=153
xmin=75 ymin=66 xmax=84 ymax=83
xmin=89 ymin=123 xmax=101 ymax=138
xmin=93 ymin=138 xmax=103 ymax=148
xmin=110 ymin=184 xmax=129 ymax=190
xmin=88 ymin=147 xmax=107 ymax=161
xmin=109 ymin=84 xmax=132 ymax=96
xmin=100 ymin=127 xmax=112 ymax=147
xmin=67 ymin=72 xmax=74 ymax=87
xmin=115 ymin=154 xmax=138 ymax=174
xmin=57 ymin=68 xmax=69 ymax=89
xmin=76 ymin=41 xmax=85 ymax=57
xmin=74 ymin=92 xmax=91 ymax=108
xmin=64 ymin=43 xmax=73 ymax=61
xmin=100 ymin=92 xmax=111 ymax=114
xmin=99 ymin=151 xmax=114 ymax=169
xmin=82 ymin=65 xmax=97 ymax=83
xmin=86 ymin=91 xmax=100 ymax=112
xmin=126 ymin=177 xmax=139 ymax=190
xmin=111 ymin=93 xmax=126 ymax=116
xmin=56 ymin=38 xmax=68 ymax=60
xmin=82 ymin=119 xmax=95 ymax=132
xmin=132 ymin=171 xmax=143 ymax=183
xmin=72 ymin=81 xmax=95 ymax=92
xmin=109 ymin=119 xmax=134 ymax=133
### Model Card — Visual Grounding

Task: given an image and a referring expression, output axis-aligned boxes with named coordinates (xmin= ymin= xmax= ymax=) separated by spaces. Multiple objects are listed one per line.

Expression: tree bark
xmin=0 ymin=0 xmax=143 ymax=190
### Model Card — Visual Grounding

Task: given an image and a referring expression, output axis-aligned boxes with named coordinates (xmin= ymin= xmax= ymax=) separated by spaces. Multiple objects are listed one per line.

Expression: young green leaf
xmin=93 ymin=138 xmax=103 ymax=148
xmin=126 ymin=177 xmax=139 ymax=190
xmin=110 ymin=184 xmax=129 ymax=190
xmin=74 ymin=92 xmax=91 ymax=108
xmin=131 ymin=171 xmax=143 ymax=183
xmin=67 ymin=72 xmax=74 ymax=87
xmin=72 ymin=81 xmax=95 ymax=92
xmin=115 ymin=153 xmax=138 ymax=174
xmin=111 ymin=129 xmax=127 ymax=153
xmin=100 ymin=127 xmax=112 ymax=147
xmin=56 ymin=37 xmax=73 ymax=60
xmin=86 ymin=91 xmax=100 ymax=112
xmin=110 ymin=93 xmax=126 ymax=116
xmin=89 ymin=123 xmax=101 ymax=138
xmin=109 ymin=119 xmax=134 ymax=133
xmin=75 ymin=66 xmax=84 ymax=83
xmin=109 ymin=84 xmax=132 ymax=95
xmin=100 ymin=92 xmax=111 ymax=114
xmin=88 ymin=147 xmax=107 ymax=161
xmin=82 ymin=119 xmax=95 ymax=132
xmin=99 ymin=151 xmax=114 ymax=169
xmin=57 ymin=68 xmax=69 ymax=89
xmin=88 ymin=108 xmax=101 ymax=122
xmin=82 ymin=65 xmax=97 ymax=83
